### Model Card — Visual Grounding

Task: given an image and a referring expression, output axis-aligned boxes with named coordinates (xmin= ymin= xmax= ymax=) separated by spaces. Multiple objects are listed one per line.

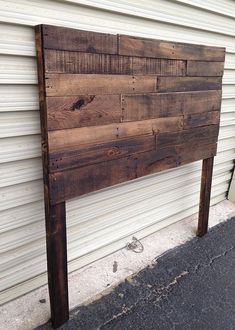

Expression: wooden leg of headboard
xmin=197 ymin=157 xmax=214 ymax=237
xmin=45 ymin=201 xmax=69 ymax=328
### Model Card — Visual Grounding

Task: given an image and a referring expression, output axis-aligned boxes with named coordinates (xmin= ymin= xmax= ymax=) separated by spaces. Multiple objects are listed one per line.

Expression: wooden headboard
xmin=35 ymin=24 xmax=225 ymax=328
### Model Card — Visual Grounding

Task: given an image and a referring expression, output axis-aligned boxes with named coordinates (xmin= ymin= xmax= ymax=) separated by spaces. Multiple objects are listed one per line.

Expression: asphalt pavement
xmin=38 ymin=217 xmax=235 ymax=330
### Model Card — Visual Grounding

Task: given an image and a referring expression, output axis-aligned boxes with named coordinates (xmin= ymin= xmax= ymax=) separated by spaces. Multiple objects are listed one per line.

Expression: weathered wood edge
xmin=197 ymin=157 xmax=214 ymax=236
xmin=35 ymin=24 xmax=69 ymax=328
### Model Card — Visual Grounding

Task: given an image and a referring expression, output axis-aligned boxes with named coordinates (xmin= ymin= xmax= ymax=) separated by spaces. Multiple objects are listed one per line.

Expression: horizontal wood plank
xmin=44 ymin=49 xmax=186 ymax=76
xmin=48 ymin=117 xmax=183 ymax=152
xmin=187 ymin=61 xmax=224 ymax=76
xmin=157 ymin=125 xmax=219 ymax=147
xmin=45 ymin=74 xmax=157 ymax=96
xmin=122 ymin=90 xmax=222 ymax=121
xmin=42 ymin=25 xmax=118 ymax=54
xmin=49 ymin=142 xmax=217 ymax=203
xmin=49 ymin=135 xmax=155 ymax=172
xmin=46 ymin=95 xmax=121 ymax=130
xmin=184 ymin=111 xmax=220 ymax=129
xmin=119 ymin=35 xmax=225 ymax=61
xmin=157 ymin=77 xmax=222 ymax=92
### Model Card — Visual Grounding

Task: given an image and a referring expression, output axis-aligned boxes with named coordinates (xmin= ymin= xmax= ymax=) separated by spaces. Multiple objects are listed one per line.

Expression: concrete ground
xmin=38 ymin=216 xmax=235 ymax=330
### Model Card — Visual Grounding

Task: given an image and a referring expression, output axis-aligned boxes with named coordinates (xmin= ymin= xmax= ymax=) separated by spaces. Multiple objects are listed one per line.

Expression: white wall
xmin=0 ymin=0 xmax=235 ymax=304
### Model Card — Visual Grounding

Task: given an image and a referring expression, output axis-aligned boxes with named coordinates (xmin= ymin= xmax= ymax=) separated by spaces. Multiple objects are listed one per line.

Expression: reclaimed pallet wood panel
xmin=118 ymin=35 xmax=225 ymax=61
xmin=35 ymin=24 xmax=225 ymax=328
xmin=44 ymin=49 xmax=186 ymax=75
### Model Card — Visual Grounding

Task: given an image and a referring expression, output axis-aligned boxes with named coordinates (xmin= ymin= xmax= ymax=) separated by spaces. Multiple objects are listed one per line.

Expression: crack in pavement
xmin=99 ymin=245 xmax=235 ymax=329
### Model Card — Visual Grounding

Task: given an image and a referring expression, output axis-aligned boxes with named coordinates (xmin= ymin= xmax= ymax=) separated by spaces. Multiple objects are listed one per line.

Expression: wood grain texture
xmin=46 ymin=74 xmax=157 ymax=96
xmin=49 ymin=142 xmax=217 ymax=204
xmin=122 ymin=90 xmax=222 ymax=121
xmin=118 ymin=35 xmax=225 ymax=61
xmin=157 ymin=125 xmax=219 ymax=148
xmin=35 ymin=25 xmax=69 ymax=329
xmin=48 ymin=117 xmax=183 ymax=152
xmin=46 ymin=95 xmax=121 ymax=130
xmin=157 ymin=76 xmax=222 ymax=92
xmin=184 ymin=111 xmax=220 ymax=129
xmin=197 ymin=157 xmax=214 ymax=237
xmin=44 ymin=49 xmax=186 ymax=75
xmin=42 ymin=25 xmax=118 ymax=54
xmin=44 ymin=201 xmax=69 ymax=328
xmin=49 ymin=135 xmax=155 ymax=172
xmin=187 ymin=61 xmax=224 ymax=76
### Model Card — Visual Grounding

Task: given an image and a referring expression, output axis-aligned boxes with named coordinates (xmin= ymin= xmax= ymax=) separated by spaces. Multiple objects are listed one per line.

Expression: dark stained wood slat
xmin=42 ymin=25 xmax=118 ymax=54
xmin=157 ymin=76 xmax=222 ymax=92
xmin=122 ymin=90 xmax=222 ymax=121
xmin=197 ymin=157 xmax=214 ymax=236
xmin=184 ymin=111 xmax=220 ymax=129
xmin=49 ymin=125 xmax=218 ymax=172
xmin=49 ymin=135 xmax=155 ymax=172
xmin=45 ymin=74 xmax=157 ymax=96
xmin=46 ymin=95 xmax=121 ymax=130
xmin=157 ymin=125 xmax=219 ymax=148
xmin=48 ymin=117 xmax=183 ymax=152
xmin=187 ymin=61 xmax=224 ymax=76
xmin=118 ymin=35 xmax=225 ymax=61
xmin=44 ymin=201 xmax=69 ymax=328
xmin=44 ymin=49 xmax=186 ymax=76
xmin=35 ymin=25 xmax=69 ymax=328
xmin=49 ymin=142 xmax=217 ymax=204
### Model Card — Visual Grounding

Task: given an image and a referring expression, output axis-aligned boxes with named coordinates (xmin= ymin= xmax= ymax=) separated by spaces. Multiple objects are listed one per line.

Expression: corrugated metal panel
xmin=0 ymin=0 xmax=235 ymax=304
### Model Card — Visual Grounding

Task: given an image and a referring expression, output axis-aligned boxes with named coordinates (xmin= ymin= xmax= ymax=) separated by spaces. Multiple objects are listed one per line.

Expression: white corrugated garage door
xmin=0 ymin=0 xmax=235 ymax=304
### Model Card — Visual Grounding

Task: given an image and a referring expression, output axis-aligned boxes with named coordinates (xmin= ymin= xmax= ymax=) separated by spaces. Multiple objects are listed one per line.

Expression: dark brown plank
xmin=122 ymin=90 xmax=222 ymax=121
xmin=187 ymin=61 xmax=224 ymax=76
xmin=44 ymin=201 xmax=69 ymax=328
xmin=197 ymin=157 xmax=214 ymax=237
xmin=119 ymin=35 xmax=225 ymax=61
xmin=49 ymin=142 xmax=217 ymax=204
xmin=136 ymin=143 xmax=217 ymax=177
xmin=45 ymin=74 xmax=157 ymax=96
xmin=42 ymin=25 xmax=117 ymax=54
xmin=35 ymin=25 xmax=69 ymax=328
xmin=157 ymin=77 xmax=222 ymax=92
xmin=49 ymin=135 xmax=155 ymax=172
xmin=157 ymin=125 xmax=219 ymax=148
xmin=48 ymin=117 xmax=183 ymax=152
xmin=44 ymin=49 xmax=186 ymax=76
xmin=46 ymin=95 xmax=121 ymax=130
xmin=184 ymin=111 xmax=220 ymax=129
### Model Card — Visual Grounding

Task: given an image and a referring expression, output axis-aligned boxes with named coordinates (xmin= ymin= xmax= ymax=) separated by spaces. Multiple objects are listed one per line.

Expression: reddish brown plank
xmin=42 ymin=25 xmax=118 ymax=54
xmin=157 ymin=77 xmax=222 ymax=92
xmin=49 ymin=142 xmax=217 ymax=204
xmin=44 ymin=49 xmax=186 ymax=76
xmin=122 ymin=90 xmax=222 ymax=121
xmin=118 ymin=35 xmax=225 ymax=61
xmin=46 ymin=95 xmax=121 ymax=130
xmin=157 ymin=125 xmax=219 ymax=148
xmin=49 ymin=135 xmax=155 ymax=172
xmin=48 ymin=116 xmax=183 ymax=152
xmin=45 ymin=74 xmax=157 ymax=96
xmin=184 ymin=111 xmax=220 ymax=129
xmin=187 ymin=61 xmax=224 ymax=76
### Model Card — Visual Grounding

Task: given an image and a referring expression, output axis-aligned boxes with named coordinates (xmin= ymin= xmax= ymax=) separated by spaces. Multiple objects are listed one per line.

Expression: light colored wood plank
xmin=45 ymin=74 xmax=157 ymax=96
xmin=48 ymin=117 xmax=183 ymax=152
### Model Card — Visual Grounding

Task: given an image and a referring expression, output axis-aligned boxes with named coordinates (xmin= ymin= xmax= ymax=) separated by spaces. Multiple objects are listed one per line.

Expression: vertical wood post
xmin=45 ymin=200 xmax=69 ymax=328
xmin=197 ymin=157 xmax=214 ymax=237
